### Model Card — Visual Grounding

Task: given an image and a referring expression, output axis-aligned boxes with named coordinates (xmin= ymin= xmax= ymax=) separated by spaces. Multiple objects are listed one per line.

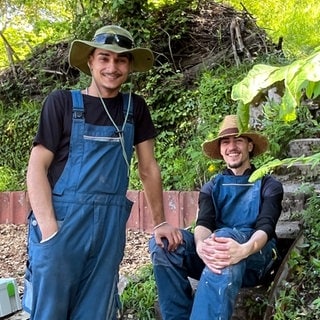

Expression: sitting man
xmin=149 ymin=114 xmax=283 ymax=320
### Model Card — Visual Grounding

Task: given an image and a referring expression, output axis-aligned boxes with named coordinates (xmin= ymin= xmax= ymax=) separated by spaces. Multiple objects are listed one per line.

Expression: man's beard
xmin=227 ymin=160 xmax=243 ymax=169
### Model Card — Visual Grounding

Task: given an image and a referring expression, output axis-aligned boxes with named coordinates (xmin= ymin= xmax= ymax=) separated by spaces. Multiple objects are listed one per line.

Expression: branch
xmin=159 ymin=27 xmax=178 ymax=72
xmin=0 ymin=31 xmax=21 ymax=62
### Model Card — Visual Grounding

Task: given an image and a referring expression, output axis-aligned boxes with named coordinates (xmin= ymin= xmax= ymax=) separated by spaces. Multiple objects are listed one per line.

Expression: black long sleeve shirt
xmin=196 ymin=167 xmax=284 ymax=240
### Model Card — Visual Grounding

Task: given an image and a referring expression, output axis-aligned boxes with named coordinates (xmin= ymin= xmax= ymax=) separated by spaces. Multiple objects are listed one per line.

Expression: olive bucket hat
xmin=202 ymin=115 xmax=269 ymax=160
xmin=69 ymin=25 xmax=154 ymax=75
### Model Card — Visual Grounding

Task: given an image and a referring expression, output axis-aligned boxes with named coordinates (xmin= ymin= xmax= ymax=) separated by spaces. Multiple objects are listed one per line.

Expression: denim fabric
xmin=211 ymin=174 xmax=261 ymax=232
xmin=150 ymin=228 xmax=277 ymax=320
xmin=23 ymin=91 xmax=134 ymax=319
xmin=149 ymin=230 xmax=204 ymax=320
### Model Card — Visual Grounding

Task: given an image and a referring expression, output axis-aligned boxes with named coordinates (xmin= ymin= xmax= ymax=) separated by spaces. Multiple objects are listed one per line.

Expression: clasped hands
xmin=197 ymin=234 xmax=245 ymax=274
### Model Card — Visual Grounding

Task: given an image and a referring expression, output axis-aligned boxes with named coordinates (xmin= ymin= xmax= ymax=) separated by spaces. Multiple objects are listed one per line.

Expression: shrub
xmin=0 ymin=167 xmax=20 ymax=192
xmin=0 ymin=100 xmax=40 ymax=190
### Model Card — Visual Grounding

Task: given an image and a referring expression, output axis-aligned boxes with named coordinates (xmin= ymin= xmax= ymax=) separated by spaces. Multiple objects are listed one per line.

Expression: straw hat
xmin=202 ymin=115 xmax=269 ymax=159
xmin=69 ymin=25 xmax=154 ymax=75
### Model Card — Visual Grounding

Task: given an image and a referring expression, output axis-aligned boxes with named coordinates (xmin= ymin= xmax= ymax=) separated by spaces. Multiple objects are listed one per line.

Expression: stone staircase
xmin=273 ymin=138 xmax=320 ymax=240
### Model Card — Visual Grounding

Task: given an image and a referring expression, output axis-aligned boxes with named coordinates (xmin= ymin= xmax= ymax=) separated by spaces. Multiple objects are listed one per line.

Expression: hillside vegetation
xmin=0 ymin=0 xmax=288 ymax=191
xmin=1 ymin=1 xmax=320 ymax=318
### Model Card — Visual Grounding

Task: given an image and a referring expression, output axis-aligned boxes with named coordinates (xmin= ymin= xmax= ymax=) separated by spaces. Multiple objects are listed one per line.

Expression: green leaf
xmin=312 ymin=81 xmax=320 ymax=98
xmin=231 ymin=64 xmax=280 ymax=105
xmin=305 ymin=81 xmax=315 ymax=98
xmin=248 ymin=159 xmax=283 ymax=182
xmin=311 ymin=257 xmax=320 ymax=269
xmin=279 ymin=91 xmax=297 ymax=122
xmin=236 ymin=102 xmax=250 ymax=133
xmin=299 ymin=50 xmax=320 ymax=82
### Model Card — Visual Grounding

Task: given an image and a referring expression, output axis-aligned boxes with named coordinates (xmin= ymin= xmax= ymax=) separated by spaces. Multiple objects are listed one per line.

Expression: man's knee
xmin=149 ymin=231 xmax=192 ymax=267
xmin=214 ymin=227 xmax=249 ymax=243
xmin=149 ymin=236 xmax=172 ymax=266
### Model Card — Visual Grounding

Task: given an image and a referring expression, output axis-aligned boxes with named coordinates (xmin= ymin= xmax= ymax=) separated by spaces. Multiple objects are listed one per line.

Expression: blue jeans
xmin=149 ymin=228 xmax=277 ymax=320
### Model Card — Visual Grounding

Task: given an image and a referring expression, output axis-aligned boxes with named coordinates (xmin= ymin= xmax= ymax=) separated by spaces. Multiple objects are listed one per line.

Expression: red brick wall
xmin=0 ymin=191 xmax=199 ymax=233
xmin=0 ymin=192 xmax=31 ymax=225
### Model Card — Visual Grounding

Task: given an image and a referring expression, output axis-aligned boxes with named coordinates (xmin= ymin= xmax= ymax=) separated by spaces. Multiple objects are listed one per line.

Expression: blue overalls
xmin=150 ymin=174 xmax=277 ymax=320
xmin=23 ymin=90 xmax=134 ymax=319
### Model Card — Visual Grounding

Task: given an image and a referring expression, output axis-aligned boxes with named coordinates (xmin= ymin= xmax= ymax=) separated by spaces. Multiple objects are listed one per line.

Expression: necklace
xmin=86 ymin=81 xmax=132 ymax=138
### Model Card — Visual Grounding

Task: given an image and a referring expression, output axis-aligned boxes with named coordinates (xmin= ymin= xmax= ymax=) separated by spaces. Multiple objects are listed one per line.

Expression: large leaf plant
xmin=231 ymin=47 xmax=320 ymax=181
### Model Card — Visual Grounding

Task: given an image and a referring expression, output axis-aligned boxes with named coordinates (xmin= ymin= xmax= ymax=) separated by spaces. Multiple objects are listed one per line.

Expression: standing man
xmin=23 ymin=25 xmax=182 ymax=319
xmin=150 ymin=115 xmax=283 ymax=319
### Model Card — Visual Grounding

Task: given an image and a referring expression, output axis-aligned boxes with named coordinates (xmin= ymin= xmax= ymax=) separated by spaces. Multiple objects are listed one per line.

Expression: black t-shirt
xmin=34 ymin=89 xmax=157 ymax=187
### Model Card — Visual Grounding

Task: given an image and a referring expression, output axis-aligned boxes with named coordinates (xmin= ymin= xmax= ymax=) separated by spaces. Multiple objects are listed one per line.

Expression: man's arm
xmin=135 ymin=139 xmax=164 ymax=226
xmin=135 ymin=139 xmax=182 ymax=250
xmin=256 ymin=177 xmax=284 ymax=240
xmin=27 ymin=144 xmax=58 ymax=241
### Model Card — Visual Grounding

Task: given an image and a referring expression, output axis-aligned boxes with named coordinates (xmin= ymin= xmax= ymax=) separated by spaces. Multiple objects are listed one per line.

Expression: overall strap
xmin=71 ymin=90 xmax=85 ymax=119
xmin=53 ymin=90 xmax=84 ymax=196
xmin=122 ymin=93 xmax=134 ymax=124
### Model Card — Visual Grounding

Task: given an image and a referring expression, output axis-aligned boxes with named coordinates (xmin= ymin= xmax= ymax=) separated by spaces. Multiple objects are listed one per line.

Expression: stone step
xmin=278 ymin=182 xmax=320 ymax=219
xmin=281 ymin=184 xmax=309 ymax=220
xmin=288 ymin=138 xmax=320 ymax=157
xmin=275 ymin=220 xmax=301 ymax=239
xmin=273 ymin=163 xmax=320 ymax=183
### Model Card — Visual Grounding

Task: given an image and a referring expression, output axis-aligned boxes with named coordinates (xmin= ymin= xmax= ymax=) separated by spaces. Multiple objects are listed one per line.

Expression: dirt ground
xmin=0 ymin=224 xmax=152 ymax=319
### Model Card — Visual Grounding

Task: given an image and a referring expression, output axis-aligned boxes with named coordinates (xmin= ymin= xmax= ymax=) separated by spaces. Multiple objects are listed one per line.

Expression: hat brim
xmin=202 ymin=132 xmax=269 ymax=159
xmin=68 ymin=40 xmax=154 ymax=75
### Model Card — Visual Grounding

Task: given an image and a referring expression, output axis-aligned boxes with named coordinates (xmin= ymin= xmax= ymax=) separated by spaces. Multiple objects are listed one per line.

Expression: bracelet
xmin=153 ymin=221 xmax=167 ymax=231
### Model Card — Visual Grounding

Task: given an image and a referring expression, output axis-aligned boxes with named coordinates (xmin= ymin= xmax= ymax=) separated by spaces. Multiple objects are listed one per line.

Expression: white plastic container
xmin=0 ymin=278 xmax=22 ymax=317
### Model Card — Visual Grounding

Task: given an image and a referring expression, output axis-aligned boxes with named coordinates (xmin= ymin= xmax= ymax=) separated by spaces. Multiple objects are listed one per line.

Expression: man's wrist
xmin=153 ymin=221 xmax=167 ymax=231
